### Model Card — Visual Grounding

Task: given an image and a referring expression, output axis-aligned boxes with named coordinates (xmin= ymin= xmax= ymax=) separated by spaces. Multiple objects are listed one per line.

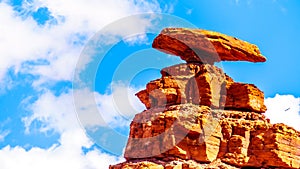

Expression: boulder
xmin=152 ymin=28 xmax=267 ymax=64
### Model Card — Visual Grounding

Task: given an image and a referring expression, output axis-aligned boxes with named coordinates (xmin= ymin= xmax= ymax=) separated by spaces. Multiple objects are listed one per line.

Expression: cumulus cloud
xmin=265 ymin=94 xmax=300 ymax=131
xmin=95 ymin=83 xmax=145 ymax=126
xmin=0 ymin=88 xmax=123 ymax=169
xmin=0 ymin=129 xmax=123 ymax=169
xmin=67 ymin=85 xmax=144 ymax=132
xmin=0 ymin=0 xmax=163 ymax=168
xmin=22 ymin=90 xmax=78 ymax=134
xmin=0 ymin=0 xmax=164 ymax=88
xmin=9 ymin=82 xmax=144 ymax=168
xmin=23 ymin=82 xmax=144 ymax=133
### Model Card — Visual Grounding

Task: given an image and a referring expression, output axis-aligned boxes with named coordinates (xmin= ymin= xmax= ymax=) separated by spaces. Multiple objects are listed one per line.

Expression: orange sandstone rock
xmin=136 ymin=64 xmax=227 ymax=109
xmin=225 ymin=83 xmax=267 ymax=113
xmin=124 ymin=104 xmax=222 ymax=162
xmin=136 ymin=63 xmax=266 ymax=113
xmin=153 ymin=28 xmax=267 ymax=64
xmin=110 ymin=104 xmax=300 ymax=169
xmin=109 ymin=28 xmax=300 ymax=169
xmin=110 ymin=159 xmax=239 ymax=169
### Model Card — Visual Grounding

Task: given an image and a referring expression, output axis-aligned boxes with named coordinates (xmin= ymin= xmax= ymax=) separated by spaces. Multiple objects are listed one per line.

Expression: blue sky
xmin=0 ymin=0 xmax=299 ymax=168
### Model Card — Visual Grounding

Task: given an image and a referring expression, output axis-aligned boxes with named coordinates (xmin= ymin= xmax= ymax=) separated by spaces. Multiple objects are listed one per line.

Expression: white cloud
xmin=36 ymin=0 xmax=161 ymax=32
xmin=265 ymin=94 xmax=300 ymax=131
xmin=22 ymin=90 xmax=78 ymax=134
xmin=95 ymin=83 xmax=145 ymax=126
xmin=23 ymin=83 xmax=144 ymax=133
xmin=0 ymin=0 xmax=163 ymax=88
xmin=7 ymin=82 xmax=144 ymax=168
xmin=0 ymin=129 xmax=123 ymax=169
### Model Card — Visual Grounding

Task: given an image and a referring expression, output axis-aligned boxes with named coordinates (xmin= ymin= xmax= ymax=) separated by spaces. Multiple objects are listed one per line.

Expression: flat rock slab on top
xmin=153 ymin=28 xmax=267 ymax=64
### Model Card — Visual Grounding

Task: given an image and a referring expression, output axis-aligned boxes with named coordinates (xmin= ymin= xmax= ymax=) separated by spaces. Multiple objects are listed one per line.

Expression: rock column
xmin=110 ymin=28 xmax=300 ymax=169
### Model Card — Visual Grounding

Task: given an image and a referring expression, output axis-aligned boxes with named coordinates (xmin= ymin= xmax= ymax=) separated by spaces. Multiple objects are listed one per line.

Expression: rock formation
xmin=152 ymin=28 xmax=266 ymax=64
xmin=110 ymin=28 xmax=300 ymax=169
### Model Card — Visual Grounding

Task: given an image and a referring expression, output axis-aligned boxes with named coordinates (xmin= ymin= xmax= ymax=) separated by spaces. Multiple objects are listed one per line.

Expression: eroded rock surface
xmin=152 ymin=28 xmax=267 ymax=64
xmin=110 ymin=158 xmax=239 ymax=169
xmin=109 ymin=28 xmax=299 ymax=169
xmin=112 ymin=104 xmax=300 ymax=169
xmin=225 ymin=83 xmax=267 ymax=113
xmin=136 ymin=63 xmax=266 ymax=113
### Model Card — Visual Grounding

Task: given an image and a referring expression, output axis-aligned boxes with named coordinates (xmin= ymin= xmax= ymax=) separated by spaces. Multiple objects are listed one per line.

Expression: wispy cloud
xmin=272 ymin=0 xmax=288 ymax=14
xmin=186 ymin=8 xmax=193 ymax=15
xmin=0 ymin=130 xmax=10 ymax=142
xmin=0 ymin=119 xmax=11 ymax=142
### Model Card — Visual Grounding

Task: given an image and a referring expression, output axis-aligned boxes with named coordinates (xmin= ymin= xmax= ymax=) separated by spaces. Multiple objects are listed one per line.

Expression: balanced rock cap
xmin=153 ymin=28 xmax=267 ymax=64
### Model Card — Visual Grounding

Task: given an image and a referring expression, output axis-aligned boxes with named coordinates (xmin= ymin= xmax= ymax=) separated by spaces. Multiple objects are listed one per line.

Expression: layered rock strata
xmin=152 ymin=28 xmax=267 ymax=64
xmin=110 ymin=28 xmax=300 ymax=169
xmin=136 ymin=63 xmax=266 ymax=113
xmin=114 ymin=104 xmax=300 ymax=169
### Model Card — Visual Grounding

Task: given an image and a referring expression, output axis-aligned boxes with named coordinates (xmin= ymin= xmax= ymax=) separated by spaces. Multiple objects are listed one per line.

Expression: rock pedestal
xmin=110 ymin=28 xmax=300 ymax=169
